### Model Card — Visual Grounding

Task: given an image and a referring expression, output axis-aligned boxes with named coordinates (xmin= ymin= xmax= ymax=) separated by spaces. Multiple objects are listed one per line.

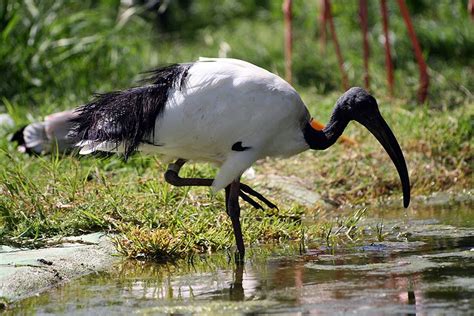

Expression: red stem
xmin=359 ymin=0 xmax=370 ymax=90
xmin=319 ymin=0 xmax=328 ymax=54
xmin=283 ymin=0 xmax=293 ymax=84
xmin=380 ymin=0 xmax=394 ymax=96
xmin=469 ymin=0 xmax=474 ymax=19
xmin=397 ymin=0 xmax=429 ymax=103
xmin=325 ymin=0 xmax=349 ymax=90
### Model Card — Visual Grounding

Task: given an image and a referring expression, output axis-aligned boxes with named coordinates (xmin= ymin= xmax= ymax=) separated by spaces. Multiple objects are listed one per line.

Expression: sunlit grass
xmin=0 ymin=95 xmax=471 ymax=259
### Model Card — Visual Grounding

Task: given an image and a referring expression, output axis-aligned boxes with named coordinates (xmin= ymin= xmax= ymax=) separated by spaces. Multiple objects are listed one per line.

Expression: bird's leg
xmin=164 ymin=159 xmax=213 ymax=187
xmin=227 ymin=179 xmax=245 ymax=264
xmin=225 ymin=185 xmax=230 ymax=215
xmin=164 ymin=160 xmax=277 ymax=210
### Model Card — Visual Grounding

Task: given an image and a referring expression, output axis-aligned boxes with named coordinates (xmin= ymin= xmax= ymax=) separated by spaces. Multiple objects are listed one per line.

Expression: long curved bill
xmin=359 ymin=112 xmax=411 ymax=208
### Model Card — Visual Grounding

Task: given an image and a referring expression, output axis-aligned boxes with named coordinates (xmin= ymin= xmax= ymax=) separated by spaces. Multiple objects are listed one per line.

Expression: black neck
xmin=303 ymin=114 xmax=349 ymax=150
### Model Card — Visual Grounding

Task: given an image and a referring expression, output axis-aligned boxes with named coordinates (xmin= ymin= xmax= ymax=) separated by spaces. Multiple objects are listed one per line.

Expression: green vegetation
xmin=0 ymin=1 xmax=472 ymax=260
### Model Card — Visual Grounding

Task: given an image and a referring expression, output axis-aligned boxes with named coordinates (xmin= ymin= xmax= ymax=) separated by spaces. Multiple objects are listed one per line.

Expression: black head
xmin=337 ymin=87 xmax=411 ymax=208
xmin=9 ymin=125 xmax=27 ymax=145
xmin=335 ymin=87 xmax=380 ymax=122
xmin=9 ymin=125 xmax=35 ymax=155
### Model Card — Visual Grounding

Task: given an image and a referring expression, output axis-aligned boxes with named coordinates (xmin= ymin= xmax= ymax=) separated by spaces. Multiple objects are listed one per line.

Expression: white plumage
xmin=79 ymin=58 xmax=311 ymax=191
xmin=12 ymin=109 xmax=78 ymax=154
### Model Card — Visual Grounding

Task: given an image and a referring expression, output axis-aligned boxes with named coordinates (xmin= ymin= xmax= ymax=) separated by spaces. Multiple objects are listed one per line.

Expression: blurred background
xmin=1 ymin=0 xmax=473 ymax=121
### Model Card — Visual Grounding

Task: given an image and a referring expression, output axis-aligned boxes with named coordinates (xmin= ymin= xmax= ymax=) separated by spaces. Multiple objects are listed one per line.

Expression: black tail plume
xmin=70 ymin=63 xmax=192 ymax=159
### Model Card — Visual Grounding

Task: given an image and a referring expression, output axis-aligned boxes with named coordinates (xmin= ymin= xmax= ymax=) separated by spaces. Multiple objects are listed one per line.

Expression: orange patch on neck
xmin=310 ymin=118 xmax=325 ymax=131
xmin=310 ymin=118 xmax=358 ymax=146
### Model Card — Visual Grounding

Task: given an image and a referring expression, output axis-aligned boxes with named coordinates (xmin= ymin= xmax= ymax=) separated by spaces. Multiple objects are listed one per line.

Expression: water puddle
xmin=6 ymin=201 xmax=474 ymax=315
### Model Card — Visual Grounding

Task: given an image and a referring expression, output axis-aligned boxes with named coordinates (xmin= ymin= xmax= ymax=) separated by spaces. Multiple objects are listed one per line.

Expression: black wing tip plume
xmin=140 ymin=63 xmax=192 ymax=89
xmin=70 ymin=64 xmax=192 ymax=158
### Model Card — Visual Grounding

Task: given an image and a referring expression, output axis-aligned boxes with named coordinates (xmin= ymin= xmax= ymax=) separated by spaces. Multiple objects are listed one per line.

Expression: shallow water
xmin=8 ymin=201 xmax=474 ymax=315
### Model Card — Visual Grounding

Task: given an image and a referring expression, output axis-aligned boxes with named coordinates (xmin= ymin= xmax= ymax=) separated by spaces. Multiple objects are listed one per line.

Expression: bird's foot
xmin=239 ymin=183 xmax=278 ymax=210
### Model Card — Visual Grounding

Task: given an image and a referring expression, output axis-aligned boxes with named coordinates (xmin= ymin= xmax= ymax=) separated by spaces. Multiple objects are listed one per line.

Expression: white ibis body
xmin=72 ymin=57 xmax=410 ymax=262
xmin=11 ymin=109 xmax=79 ymax=154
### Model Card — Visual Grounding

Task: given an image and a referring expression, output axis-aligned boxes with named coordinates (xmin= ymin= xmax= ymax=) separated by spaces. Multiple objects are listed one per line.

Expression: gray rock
xmin=0 ymin=233 xmax=117 ymax=305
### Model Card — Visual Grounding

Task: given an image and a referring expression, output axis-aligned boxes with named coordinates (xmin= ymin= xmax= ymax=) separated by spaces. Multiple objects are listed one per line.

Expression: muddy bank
xmin=0 ymin=233 xmax=117 ymax=307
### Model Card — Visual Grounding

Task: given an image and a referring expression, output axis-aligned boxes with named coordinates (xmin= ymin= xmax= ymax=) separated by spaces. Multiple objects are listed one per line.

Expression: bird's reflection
xmin=229 ymin=264 xmax=245 ymax=301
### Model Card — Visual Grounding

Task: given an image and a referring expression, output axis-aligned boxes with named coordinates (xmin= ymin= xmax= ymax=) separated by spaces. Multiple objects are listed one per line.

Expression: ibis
xmin=11 ymin=109 xmax=79 ymax=154
xmin=71 ymin=57 xmax=410 ymax=262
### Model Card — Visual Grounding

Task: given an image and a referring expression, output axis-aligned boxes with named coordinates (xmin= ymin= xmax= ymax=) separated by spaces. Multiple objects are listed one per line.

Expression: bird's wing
xmin=195 ymin=57 xmax=280 ymax=83
xmin=44 ymin=109 xmax=79 ymax=143
xmin=72 ymin=64 xmax=192 ymax=158
xmin=22 ymin=122 xmax=47 ymax=153
xmin=197 ymin=57 xmax=273 ymax=74
xmin=178 ymin=58 xmax=291 ymax=101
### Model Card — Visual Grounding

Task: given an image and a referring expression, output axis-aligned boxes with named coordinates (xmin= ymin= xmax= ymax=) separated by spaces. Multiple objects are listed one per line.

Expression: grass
xmin=1 ymin=94 xmax=471 ymax=259
xmin=0 ymin=1 xmax=472 ymax=260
